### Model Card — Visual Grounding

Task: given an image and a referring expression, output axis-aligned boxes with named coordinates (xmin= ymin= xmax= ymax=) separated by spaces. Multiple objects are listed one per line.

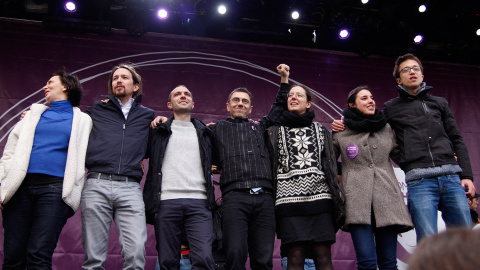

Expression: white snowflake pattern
xmin=293 ymin=151 xmax=315 ymax=168
xmin=291 ymin=133 xmax=313 ymax=151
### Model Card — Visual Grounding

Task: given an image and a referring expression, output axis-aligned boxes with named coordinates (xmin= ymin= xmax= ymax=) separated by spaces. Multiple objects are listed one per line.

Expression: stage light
xmin=218 ymin=5 xmax=227 ymax=15
xmin=477 ymin=28 xmax=480 ymax=36
xmin=157 ymin=9 xmax=168 ymax=20
xmin=292 ymin=11 xmax=299 ymax=20
xmin=339 ymin=29 xmax=350 ymax=39
xmin=64 ymin=1 xmax=76 ymax=13
xmin=414 ymin=35 xmax=423 ymax=44
xmin=419 ymin=5 xmax=426 ymax=13
xmin=361 ymin=0 xmax=369 ymax=4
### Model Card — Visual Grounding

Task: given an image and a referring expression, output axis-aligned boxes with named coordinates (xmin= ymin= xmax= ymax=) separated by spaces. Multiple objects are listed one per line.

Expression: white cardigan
xmin=0 ymin=103 xmax=92 ymax=211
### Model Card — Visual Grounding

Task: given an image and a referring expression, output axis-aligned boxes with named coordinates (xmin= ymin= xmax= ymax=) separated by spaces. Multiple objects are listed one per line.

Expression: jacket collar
xmin=226 ymin=117 xmax=249 ymax=123
xmin=103 ymin=94 xmax=142 ymax=108
xmin=156 ymin=116 xmax=213 ymax=137
xmin=396 ymin=82 xmax=433 ymax=99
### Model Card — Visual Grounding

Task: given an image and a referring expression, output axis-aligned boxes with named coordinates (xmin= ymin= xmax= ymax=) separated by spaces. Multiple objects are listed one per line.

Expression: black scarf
xmin=342 ymin=107 xmax=387 ymax=132
xmin=279 ymin=110 xmax=315 ymax=128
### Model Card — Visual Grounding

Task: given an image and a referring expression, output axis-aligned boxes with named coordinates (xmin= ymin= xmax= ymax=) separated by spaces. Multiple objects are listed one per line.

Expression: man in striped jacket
xmin=210 ymin=64 xmax=291 ymax=270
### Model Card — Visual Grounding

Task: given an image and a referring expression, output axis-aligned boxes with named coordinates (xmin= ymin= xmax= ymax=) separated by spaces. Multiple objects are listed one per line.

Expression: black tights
xmin=287 ymin=243 xmax=333 ymax=270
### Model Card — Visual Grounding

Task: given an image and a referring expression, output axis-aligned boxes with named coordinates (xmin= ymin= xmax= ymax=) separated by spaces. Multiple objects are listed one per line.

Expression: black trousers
xmin=155 ymin=199 xmax=215 ymax=270
xmin=222 ymin=191 xmax=276 ymax=270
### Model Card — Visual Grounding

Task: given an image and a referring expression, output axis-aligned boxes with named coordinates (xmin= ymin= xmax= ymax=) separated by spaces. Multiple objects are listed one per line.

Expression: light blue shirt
xmin=116 ymin=98 xmax=134 ymax=119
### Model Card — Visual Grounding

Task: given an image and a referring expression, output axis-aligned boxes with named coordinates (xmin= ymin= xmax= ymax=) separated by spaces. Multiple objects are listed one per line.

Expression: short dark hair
xmin=347 ymin=86 xmax=372 ymax=107
xmin=168 ymin=85 xmax=191 ymax=102
xmin=290 ymin=85 xmax=312 ymax=102
xmin=52 ymin=70 xmax=83 ymax=107
xmin=108 ymin=63 xmax=143 ymax=98
xmin=393 ymin=53 xmax=424 ymax=79
xmin=228 ymin=87 xmax=253 ymax=105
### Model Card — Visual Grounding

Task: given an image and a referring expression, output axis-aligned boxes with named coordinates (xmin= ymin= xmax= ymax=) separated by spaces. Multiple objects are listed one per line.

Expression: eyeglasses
xmin=400 ymin=65 xmax=421 ymax=74
xmin=229 ymin=97 xmax=250 ymax=105
xmin=288 ymin=93 xmax=305 ymax=99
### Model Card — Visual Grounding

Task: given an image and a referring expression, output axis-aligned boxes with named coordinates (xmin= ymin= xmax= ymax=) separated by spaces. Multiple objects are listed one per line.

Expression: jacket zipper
xmin=422 ymin=100 xmax=435 ymax=167
xmin=118 ymin=121 xmax=126 ymax=174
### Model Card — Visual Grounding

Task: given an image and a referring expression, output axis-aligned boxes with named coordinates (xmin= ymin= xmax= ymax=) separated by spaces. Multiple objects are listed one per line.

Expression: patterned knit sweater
xmin=275 ymin=122 xmax=332 ymax=217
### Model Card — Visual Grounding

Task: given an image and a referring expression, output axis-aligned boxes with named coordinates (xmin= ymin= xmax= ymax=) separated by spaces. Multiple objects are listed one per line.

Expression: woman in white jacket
xmin=0 ymin=71 xmax=92 ymax=269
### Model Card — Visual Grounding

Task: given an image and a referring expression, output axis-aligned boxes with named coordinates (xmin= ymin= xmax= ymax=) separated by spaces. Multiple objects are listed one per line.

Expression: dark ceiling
xmin=2 ymin=0 xmax=480 ymax=65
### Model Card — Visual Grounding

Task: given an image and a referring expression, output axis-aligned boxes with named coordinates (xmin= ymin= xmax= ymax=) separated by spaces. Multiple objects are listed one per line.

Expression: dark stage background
xmin=0 ymin=18 xmax=479 ymax=269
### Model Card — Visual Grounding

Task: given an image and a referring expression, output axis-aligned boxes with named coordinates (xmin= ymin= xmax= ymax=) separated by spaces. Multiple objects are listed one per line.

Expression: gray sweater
xmin=161 ymin=120 xmax=207 ymax=200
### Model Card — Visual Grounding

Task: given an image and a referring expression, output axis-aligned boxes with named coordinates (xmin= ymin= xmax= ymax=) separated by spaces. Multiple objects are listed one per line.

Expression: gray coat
xmin=333 ymin=124 xmax=413 ymax=233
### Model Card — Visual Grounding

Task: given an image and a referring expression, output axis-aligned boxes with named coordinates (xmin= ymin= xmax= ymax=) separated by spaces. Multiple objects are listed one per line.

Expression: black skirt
xmin=277 ymin=211 xmax=336 ymax=246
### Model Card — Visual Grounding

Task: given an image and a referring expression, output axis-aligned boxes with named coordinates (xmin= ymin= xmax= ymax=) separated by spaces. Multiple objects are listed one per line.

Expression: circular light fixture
xmin=157 ymin=9 xmax=168 ymax=20
xmin=419 ymin=5 xmax=427 ymax=13
xmin=361 ymin=0 xmax=369 ymax=4
xmin=65 ymin=2 xmax=76 ymax=13
xmin=292 ymin=11 xmax=300 ymax=20
xmin=218 ymin=5 xmax=227 ymax=15
xmin=476 ymin=28 xmax=480 ymax=36
xmin=414 ymin=35 xmax=423 ymax=44
xmin=339 ymin=29 xmax=350 ymax=39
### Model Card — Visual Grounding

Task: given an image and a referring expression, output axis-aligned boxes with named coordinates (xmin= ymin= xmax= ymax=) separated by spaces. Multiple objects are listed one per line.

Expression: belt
xmin=87 ymin=172 xmax=138 ymax=183
xmin=229 ymin=188 xmax=272 ymax=195
xmin=181 ymin=254 xmax=190 ymax=260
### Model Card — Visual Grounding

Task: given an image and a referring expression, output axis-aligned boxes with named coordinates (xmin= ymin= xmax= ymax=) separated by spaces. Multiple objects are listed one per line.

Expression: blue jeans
xmin=2 ymin=182 xmax=74 ymax=270
xmin=407 ymin=174 xmax=472 ymax=242
xmin=155 ymin=257 xmax=192 ymax=270
xmin=222 ymin=191 xmax=276 ymax=270
xmin=180 ymin=257 xmax=192 ymax=270
xmin=349 ymin=224 xmax=398 ymax=270
xmin=280 ymin=257 xmax=315 ymax=270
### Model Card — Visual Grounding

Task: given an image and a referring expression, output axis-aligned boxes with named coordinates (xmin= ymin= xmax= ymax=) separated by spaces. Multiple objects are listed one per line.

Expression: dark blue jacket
xmin=143 ymin=116 xmax=215 ymax=225
xmin=85 ymin=95 xmax=155 ymax=180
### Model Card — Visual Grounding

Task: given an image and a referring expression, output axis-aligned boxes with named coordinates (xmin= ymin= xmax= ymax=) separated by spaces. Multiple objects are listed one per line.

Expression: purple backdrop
xmin=0 ymin=18 xmax=479 ymax=270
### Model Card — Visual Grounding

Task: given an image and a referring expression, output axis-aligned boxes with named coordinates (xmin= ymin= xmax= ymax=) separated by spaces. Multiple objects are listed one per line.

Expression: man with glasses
xmin=209 ymin=64 xmax=291 ymax=270
xmin=333 ymin=53 xmax=475 ymax=242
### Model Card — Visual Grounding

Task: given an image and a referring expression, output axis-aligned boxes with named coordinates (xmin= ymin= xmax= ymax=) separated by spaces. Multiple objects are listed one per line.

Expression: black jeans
xmin=155 ymin=199 xmax=215 ymax=270
xmin=2 ymin=182 xmax=74 ymax=270
xmin=222 ymin=191 xmax=276 ymax=270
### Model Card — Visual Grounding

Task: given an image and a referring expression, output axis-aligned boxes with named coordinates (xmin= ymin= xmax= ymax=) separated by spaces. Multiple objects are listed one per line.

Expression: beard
xmin=113 ymin=87 xmax=127 ymax=98
xmin=114 ymin=92 xmax=126 ymax=98
xmin=173 ymin=104 xmax=193 ymax=114
xmin=231 ymin=107 xmax=249 ymax=118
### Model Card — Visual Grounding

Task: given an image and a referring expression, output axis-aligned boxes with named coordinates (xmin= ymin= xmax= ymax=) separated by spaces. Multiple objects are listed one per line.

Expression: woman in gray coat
xmin=333 ymin=86 xmax=413 ymax=270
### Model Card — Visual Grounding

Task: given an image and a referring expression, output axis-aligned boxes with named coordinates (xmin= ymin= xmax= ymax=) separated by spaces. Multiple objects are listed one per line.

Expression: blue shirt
xmin=27 ymin=100 xmax=73 ymax=177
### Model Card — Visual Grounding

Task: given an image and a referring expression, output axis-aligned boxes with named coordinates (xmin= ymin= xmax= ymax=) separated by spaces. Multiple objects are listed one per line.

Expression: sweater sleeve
xmin=0 ymin=120 xmax=23 ymax=183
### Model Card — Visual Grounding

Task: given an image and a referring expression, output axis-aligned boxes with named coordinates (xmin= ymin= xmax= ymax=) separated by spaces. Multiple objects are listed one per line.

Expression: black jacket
xmin=383 ymin=83 xmax=473 ymax=180
xmin=143 ymin=116 xmax=216 ymax=225
xmin=85 ymin=95 xmax=154 ymax=180
xmin=267 ymin=124 xmax=346 ymax=231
